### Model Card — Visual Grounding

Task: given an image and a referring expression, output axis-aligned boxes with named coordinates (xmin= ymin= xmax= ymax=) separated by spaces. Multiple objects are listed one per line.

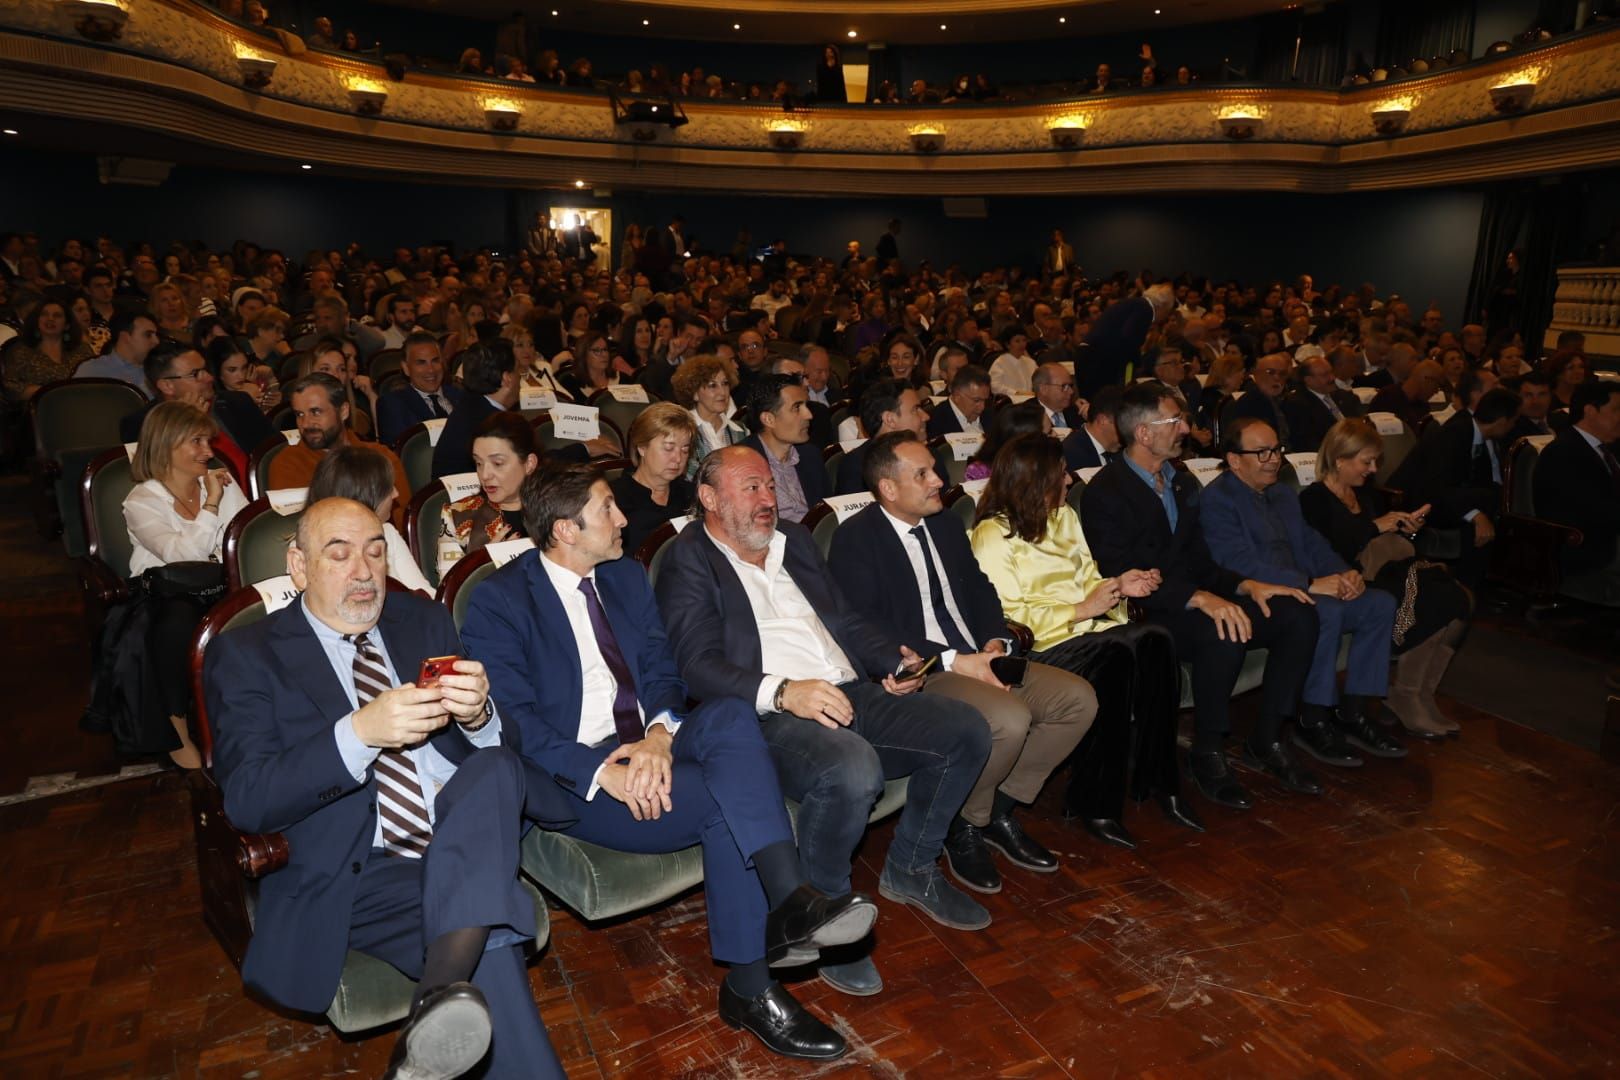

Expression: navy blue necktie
xmin=578 ymin=578 xmax=644 ymax=745
xmin=910 ymin=526 xmax=974 ymax=654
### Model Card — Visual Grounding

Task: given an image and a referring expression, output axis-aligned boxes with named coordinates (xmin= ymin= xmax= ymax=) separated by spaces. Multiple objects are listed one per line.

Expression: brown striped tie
xmin=348 ymin=632 xmax=432 ymax=859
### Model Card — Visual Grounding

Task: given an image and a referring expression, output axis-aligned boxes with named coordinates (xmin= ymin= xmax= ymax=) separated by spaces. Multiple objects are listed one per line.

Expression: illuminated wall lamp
xmin=60 ymin=0 xmax=128 ymax=42
xmin=909 ymin=130 xmax=946 ymax=153
xmin=1218 ymin=114 xmax=1263 ymax=140
xmin=1370 ymin=106 xmax=1410 ymax=135
xmin=1488 ymin=82 xmax=1535 ymax=114
xmin=768 ymin=127 xmax=805 ymax=150
xmin=1048 ymin=123 xmax=1087 ymax=149
xmin=237 ymin=55 xmax=278 ymax=90
xmin=347 ymin=87 xmax=388 ymax=115
xmin=484 ymin=106 xmax=521 ymax=132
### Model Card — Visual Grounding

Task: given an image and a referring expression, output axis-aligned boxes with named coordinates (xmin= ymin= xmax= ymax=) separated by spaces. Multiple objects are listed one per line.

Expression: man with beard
xmin=270 ymin=372 xmax=412 ymax=530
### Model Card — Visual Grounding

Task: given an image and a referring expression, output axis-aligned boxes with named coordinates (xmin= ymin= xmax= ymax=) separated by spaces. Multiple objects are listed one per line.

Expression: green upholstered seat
xmin=224 ymin=500 xmax=306 ymax=589
xmin=32 ymin=378 xmax=145 ymax=556
xmin=397 ymin=425 xmax=435 ymax=494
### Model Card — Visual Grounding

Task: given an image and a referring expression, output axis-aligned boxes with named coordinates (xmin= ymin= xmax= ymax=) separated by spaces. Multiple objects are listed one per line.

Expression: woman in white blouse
xmin=124 ymin=402 xmax=249 ymax=767
xmin=671 ymin=352 xmax=746 ymax=480
xmin=988 ymin=322 xmax=1039 ymax=397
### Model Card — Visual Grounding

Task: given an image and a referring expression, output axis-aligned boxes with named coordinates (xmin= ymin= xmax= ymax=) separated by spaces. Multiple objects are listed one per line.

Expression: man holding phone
xmin=828 ymin=432 xmax=1099 ymax=894
xmin=657 ymin=446 xmax=994 ymax=999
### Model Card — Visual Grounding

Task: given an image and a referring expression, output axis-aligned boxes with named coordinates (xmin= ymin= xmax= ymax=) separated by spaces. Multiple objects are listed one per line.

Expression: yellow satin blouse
xmin=969 ymin=505 xmax=1128 ymax=652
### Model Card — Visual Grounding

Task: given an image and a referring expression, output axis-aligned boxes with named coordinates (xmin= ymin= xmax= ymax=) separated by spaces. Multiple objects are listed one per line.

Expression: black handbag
xmin=139 ymin=560 xmax=228 ymax=606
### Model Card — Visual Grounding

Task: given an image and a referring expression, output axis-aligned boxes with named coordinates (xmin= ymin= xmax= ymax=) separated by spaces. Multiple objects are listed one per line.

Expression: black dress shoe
xmin=765 ymin=885 xmax=878 ymax=968
xmin=1082 ymin=817 xmax=1137 ymax=850
xmin=383 ymin=982 xmax=491 ymax=1080
xmin=719 ymin=980 xmax=846 ymax=1060
xmin=1334 ymin=709 xmax=1408 ymax=759
xmin=982 ymin=814 xmax=1059 ymax=871
xmin=943 ymin=825 xmax=1003 ymax=894
xmin=1156 ymin=792 xmax=1206 ymax=833
xmin=1243 ymin=738 xmax=1324 ymax=796
xmin=1187 ymin=750 xmax=1253 ymax=810
xmin=1291 ymin=717 xmax=1364 ymax=768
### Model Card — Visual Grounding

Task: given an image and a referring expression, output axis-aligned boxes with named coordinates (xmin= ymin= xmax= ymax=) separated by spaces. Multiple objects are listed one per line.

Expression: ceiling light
xmin=574 ymin=179 xmax=586 ymax=188
xmin=733 ymin=22 xmax=740 ymax=29
xmin=940 ymin=23 xmax=947 ymax=29
xmin=300 ymin=163 xmax=312 ymax=170
xmin=550 ymin=9 xmax=558 ymax=15
xmin=848 ymin=29 xmax=858 ymax=38
xmin=2 ymin=129 xmax=17 ymax=136
xmin=1154 ymin=8 xmax=1162 ymax=13
xmin=641 ymin=18 xmax=649 ymax=24
xmin=1059 ymin=16 xmax=1067 ymax=23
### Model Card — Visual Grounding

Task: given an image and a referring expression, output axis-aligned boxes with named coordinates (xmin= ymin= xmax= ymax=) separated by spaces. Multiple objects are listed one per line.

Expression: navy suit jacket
xmin=1200 ymin=470 xmax=1348 ymax=590
xmin=430 ymin=392 xmax=499 ymax=479
xmin=1225 ymin=390 xmax=1291 ymax=445
xmin=459 ymin=550 xmax=687 ymax=797
xmin=376 ymin=383 xmax=470 ymax=447
xmin=742 ymin=433 xmax=827 ymax=511
xmin=834 ymin=441 xmax=950 ymax=497
xmin=826 ymin=504 xmax=1008 ymax=660
xmin=1063 ymin=426 xmax=1110 ymax=472
xmin=1534 ymin=425 xmax=1620 ymax=573
xmin=1079 ymin=458 xmax=1244 ymax=615
xmin=1281 ymin=389 xmax=1363 ymax=454
xmin=1388 ymin=409 xmax=1500 ymax=526
xmin=119 ymin=390 xmax=271 ymax=453
xmin=926 ymin=401 xmax=987 ymax=440
xmin=204 ymin=592 xmax=572 ymax=1014
xmin=655 ymin=521 xmax=898 ymax=704
xmin=1076 ymin=296 xmax=1154 ymax=399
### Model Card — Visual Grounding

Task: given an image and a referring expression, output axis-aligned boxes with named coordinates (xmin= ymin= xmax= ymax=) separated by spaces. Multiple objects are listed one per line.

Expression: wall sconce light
xmin=347 ymin=87 xmax=388 ymax=115
xmin=768 ymin=127 xmax=805 ymax=150
xmin=236 ymin=55 xmax=278 ymax=90
xmin=908 ymin=126 xmax=945 ymax=153
xmin=60 ymin=0 xmax=129 ymax=42
xmin=1217 ymin=113 xmax=1263 ymax=140
xmin=484 ymin=105 xmax=521 ymax=131
xmin=1370 ymin=106 xmax=1410 ymax=135
xmin=1488 ymin=81 xmax=1536 ymax=114
xmin=1048 ymin=123 xmax=1087 ymax=149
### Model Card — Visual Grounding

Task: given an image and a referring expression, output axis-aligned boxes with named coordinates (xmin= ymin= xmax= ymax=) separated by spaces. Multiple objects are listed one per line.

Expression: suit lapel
xmin=875 ymin=512 xmax=928 ymax=636
xmin=524 ymin=553 xmax=586 ymax=716
xmin=267 ymin=601 xmax=365 ymax=734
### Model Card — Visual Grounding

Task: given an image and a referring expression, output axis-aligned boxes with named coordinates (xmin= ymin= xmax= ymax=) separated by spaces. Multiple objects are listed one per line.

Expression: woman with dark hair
xmin=849 ymin=292 xmax=890 ymax=353
xmin=561 ymin=299 xmax=592 ymax=348
xmin=1484 ymin=248 xmax=1523 ymax=340
xmin=339 ymin=29 xmax=361 ymax=52
xmin=964 ymin=400 xmax=1049 ymax=482
xmin=3 ymin=298 xmax=92 ymax=401
xmin=437 ymin=412 xmax=540 ymax=579
xmin=1545 ymin=349 xmax=1592 ymax=411
xmin=849 ymin=331 xmax=926 ymax=404
xmin=558 ymin=330 xmax=620 ymax=401
xmin=969 ymin=433 xmax=1193 ymax=847
xmin=816 ymin=44 xmax=846 ymax=103
xmin=307 ymin=444 xmax=432 ymax=594
xmin=618 ymin=314 xmax=655 ymax=373
xmin=205 ymin=336 xmax=279 ymax=416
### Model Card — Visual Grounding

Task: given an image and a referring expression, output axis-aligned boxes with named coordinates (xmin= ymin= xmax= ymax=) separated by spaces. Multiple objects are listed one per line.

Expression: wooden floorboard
xmin=2 ymin=474 xmax=1617 ymax=1078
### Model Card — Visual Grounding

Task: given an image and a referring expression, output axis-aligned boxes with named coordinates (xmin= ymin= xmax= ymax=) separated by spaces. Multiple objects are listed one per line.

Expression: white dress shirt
xmin=705 ymin=527 xmax=858 ymax=712
xmin=415 ymin=386 xmax=453 ymax=416
xmin=882 ymin=507 xmax=975 ymax=670
xmin=949 ymin=400 xmax=983 ymax=435
xmin=124 ymin=476 xmax=249 ymax=576
xmin=989 ymin=352 xmax=1038 ymax=396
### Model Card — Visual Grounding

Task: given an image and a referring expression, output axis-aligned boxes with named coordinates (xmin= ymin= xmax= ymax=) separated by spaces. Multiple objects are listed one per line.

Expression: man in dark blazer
xmin=431 ymin=340 xmax=517 ymax=479
xmin=1225 ymin=352 xmax=1294 ymax=450
xmin=376 ymin=333 xmax=470 ymax=446
xmin=1080 ymin=383 xmax=1320 ymax=810
xmin=1282 ymin=354 xmax=1365 ymax=453
xmin=834 ymin=380 xmax=946 ymax=496
xmin=656 ymin=446 xmax=993 ymax=997
xmin=459 ymin=463 xmax=874 ymax=1060
xmin=1506 ymin=371 xmax=1568 ymax=442
xmin=205 ymin=498 xmax=571 ymax=1079
xmin=926 ymin=364 xmax=992 ymax=440
xmin=120 ymin=341 xmax=269 ymax=477
xmin=741 ymin=373 xmax=826 ymax=522
xmin=1064 ymin=384 xmax=1124 ymax=472
xmin=827 ymin=432 xmax=1097 ymax=893
xmin=1074 ymin=282 xmax=1172 ymax=399
xmin=1532 ymin=381 xmax=1620 ymax=601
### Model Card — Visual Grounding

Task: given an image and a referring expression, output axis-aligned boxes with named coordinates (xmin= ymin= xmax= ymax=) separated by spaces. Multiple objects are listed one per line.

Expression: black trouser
xmin=1033 ymin=621 xmax=1181 ymax=818
xmin=1152 ymin=595 xmax=1317 ymax=743
xmin=151 ymin=593 xmax=208 ymax=723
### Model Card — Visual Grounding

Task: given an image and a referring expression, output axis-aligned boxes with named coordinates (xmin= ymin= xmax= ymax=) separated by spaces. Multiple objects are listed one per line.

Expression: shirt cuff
xmin=1463 ymin=509 xmax=1480 ymax=522
xmin=335 ymin=712 xmax=380 ymax=783
xmin=586 ymin=761 xmax=607 ymax=801
xmin=463 ymin=704 xmax=503 ymax=747
xmin=940 ymin=649 xmax=960 ymax=672
xmin=647 ymin=709 xmax=680 ymax=736
xmin=755 ymin=676 xmax=786 ymax=714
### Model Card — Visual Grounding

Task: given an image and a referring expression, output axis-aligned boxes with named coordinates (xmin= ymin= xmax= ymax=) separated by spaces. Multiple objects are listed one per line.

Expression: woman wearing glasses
xmin=558 ymin=330 xmax=621 ymax=402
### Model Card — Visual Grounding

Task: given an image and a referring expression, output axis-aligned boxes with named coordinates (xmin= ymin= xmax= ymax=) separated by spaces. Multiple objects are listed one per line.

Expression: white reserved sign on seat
xmin=1075 ymin=466 xmax=1103 ymax=484
xmin=838 ymin=438 xmax=868 ymax=454
xmin=1429 ymin=390 xmax=1448 ymax=405
xmin=520 ymin=386 xmax=557 ymax=411
xmin=959 ymin=478 xmax=990 ymax=499
xmin=945 ymin=432 xmax=984 ymax=460
xmin=441 ymin=472 xmax=482 ymax=501
xmin=124 ymin=441 xmax=138 ymax=461
xmin=423 ymin=417 xmax=448 ymax=446
xmin=823 ymin=492 xmax=875 ymax=521
xmin=1351 ymin=386 xmax=1378 ymax=404
xmin=1285 ymin=452 xmax=1318 ymax=485
xmin=551 ymin=403 xmax=600 ymax=441
xmin=669 ymin=515 xmax=693 ymax=533
xmin=281 ymin=429 xmax=302 ymax=445
xmin=605 ymin=384 xmax=650 ymax=403
xmin=267 ymin=487 xmax=307 ymax=515
xmin=485 ymin=538 xmax=535 ymax=566
xmin=1432 ymin=406 xmax=1457 ymax=425
xmin=1183 ymin=458 xmax=1223 ymax=486
xmin=1526 ymin=433 xmax=1556 ymax=451
xmin=254 ymin=574 xmax=301 ymax=613
xmin=1368 ymin=412 xmax=1404 ymax=436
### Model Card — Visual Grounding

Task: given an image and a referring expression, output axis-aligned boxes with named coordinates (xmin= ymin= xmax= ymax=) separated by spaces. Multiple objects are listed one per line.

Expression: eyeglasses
xmin=740 ymin=341 xmax=765 ymax=351
xmin=162 ymin=367 xmax=209 ymax=382
xmin=1232 ymin=445 xmax=1283 ymax=462
xmin=1145 ymin=415 xmax=1185 ymax=427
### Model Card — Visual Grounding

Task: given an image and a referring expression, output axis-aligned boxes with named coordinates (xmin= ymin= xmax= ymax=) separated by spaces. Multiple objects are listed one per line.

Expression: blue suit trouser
xmin=1304 ymin=591 xmax=1396 ymax=706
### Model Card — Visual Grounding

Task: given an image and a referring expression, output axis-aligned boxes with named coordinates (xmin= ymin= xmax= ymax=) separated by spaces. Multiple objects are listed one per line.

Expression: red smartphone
xmin=417 ymin=655 xmax=460 ymax=689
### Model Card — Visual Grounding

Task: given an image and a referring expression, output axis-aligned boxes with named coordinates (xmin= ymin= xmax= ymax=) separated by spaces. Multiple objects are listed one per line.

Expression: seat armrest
xmin=235 ymin=831 xmax=290 ymax=878
xmin=1005 ymin=620 xmax=1034 ymax=655
xmin=76 ymin=555 xmax=127 ymax=607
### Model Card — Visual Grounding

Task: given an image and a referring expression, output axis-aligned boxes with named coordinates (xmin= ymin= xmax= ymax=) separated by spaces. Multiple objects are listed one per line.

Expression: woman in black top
xmin=1299 ymin=418 xmax=1472 ymax=740
xmin=610 ymin=403 xmax=698 ymax=558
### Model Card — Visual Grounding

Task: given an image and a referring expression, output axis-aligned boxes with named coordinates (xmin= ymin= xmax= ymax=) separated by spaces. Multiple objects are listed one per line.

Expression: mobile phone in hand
xmin=989 ymin=655 xmax=1028 ymax=687
xmin=417 ymin=655 xmax=460 ymax=689
xmin=891 ymin=654 xmax=939 ymax=682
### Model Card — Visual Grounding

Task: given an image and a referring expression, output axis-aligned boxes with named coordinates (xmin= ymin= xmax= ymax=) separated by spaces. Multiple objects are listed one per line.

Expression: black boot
xmin=1291 ymin=705 xmax=1363 ymax=767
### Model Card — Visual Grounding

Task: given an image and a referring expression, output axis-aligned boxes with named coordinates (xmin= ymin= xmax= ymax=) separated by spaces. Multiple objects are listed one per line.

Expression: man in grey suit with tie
xmin=1282 ymin=355 xmax=1365 ymax=453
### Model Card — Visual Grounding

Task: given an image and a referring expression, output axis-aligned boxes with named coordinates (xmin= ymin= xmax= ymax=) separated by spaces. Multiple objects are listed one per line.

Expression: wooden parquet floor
xmin=1 ymin=474 xmax=1617 ymax=1079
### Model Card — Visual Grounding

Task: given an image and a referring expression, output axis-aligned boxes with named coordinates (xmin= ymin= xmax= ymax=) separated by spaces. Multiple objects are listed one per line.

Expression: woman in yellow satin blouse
xmin=969 ymin=433 xmax=1202 ymax=849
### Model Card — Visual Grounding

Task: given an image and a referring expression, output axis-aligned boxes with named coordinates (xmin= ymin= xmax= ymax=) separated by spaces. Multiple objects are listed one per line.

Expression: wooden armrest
xmin=1126 ymin=601 xmax=1147 ymax=623
xmin=235 ymin=831 xmax=290 ymax=878
xmin=76 ymin=555 xmax=128 ymax=607
xmin=1005 ymin=620 xmax=1034 ymax=654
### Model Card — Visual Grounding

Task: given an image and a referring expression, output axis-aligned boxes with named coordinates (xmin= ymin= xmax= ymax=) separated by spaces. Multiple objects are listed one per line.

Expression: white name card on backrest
xmin=124 ymin=441 xmax=139 ymax=461
xmin=267 ymin=487 xmax=307 ymax=515
xmin=1195 ymin=373 xmax=1210 ymax=387
xmin=423 ymin=417 xmax=448 ymax=446
xmin=254 ymin=574 xmax=301 ymax=612
xmin=520 ymin=386 xmax=557 ymax=411
xmin=1075 ymin=466 xmax=1103 ymax=484
xmin=1285 ymin=453 xmax=1318 ymax=486
xmin=605 ymin=384 xmax=649 ymax=403
xmin=1184 ymin=458 xmax=1223 ymax=486
xmin=1527 ymin=433 xmax=1556 ymax=451
xmin=1229 ymin=390 xmax=1246 ymax=401
xmin=441 ymin=472 xmax=482 ymax=501
xmin=551 ymin=403 xmax=600 ymax=441
xmin=945 ymin=432 xmax=984 ymax=461
xmin=1429 ymin=390 xmax=1448 ymax=405
xmin=931 ymin=395 xmax=948 ymax=406
xmin=960 ymin=478 xmax=990 ymax=499
xmin=484 ymin=538 xmax=535 ymax=567
xmin=823 ymin=492 xmax=875 ymax=521
xmin=931 ymin=380 xmax=946 ymax=395
xmin=281 ymin=429 xmax=302 ymax=445
xmin=1368 ymin=412 xmax=1404 ymax=436
xmin=1597 ymin=371 xmax=1620 ymax=384
xmin=1432 ymin=406 xmax=1457 ymax=425
xmin=839 ymin=438 xmax=868 ymax=454
xmin=669 ymin=515 xmax=693 ymax=533
xmin=1352 ymin=386 xmax=1378 ymax=404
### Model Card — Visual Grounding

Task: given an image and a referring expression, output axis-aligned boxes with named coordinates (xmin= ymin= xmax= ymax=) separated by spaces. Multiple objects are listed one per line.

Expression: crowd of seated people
xmin=6 ymin=211 xmax=1619 ymax=1077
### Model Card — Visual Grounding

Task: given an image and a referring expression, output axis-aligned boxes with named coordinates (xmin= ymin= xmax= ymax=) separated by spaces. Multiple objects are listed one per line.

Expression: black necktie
xmin=578 ymin=578 xmax=645 ymax=746
xmin=1472 ymin=442 xmax=1493 ymax=486
xmin=909 ymin=526 xmax=974 ymax=654
xmin=428 ymin=393 xmax=448 ymax=419
xmin=1600 ymin=445 xmax=1620 ymax=496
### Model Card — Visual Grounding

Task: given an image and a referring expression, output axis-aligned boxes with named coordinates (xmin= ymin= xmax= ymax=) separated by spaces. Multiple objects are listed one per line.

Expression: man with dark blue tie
xmin=376 ymin=332 xmax=470 ymax=445
xmin=459 ymin=462 xmax=877 ymax=1061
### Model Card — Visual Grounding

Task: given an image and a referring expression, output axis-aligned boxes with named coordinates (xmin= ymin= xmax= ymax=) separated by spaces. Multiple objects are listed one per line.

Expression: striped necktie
xmin=348 ymin=632 xmax=432 ymax=859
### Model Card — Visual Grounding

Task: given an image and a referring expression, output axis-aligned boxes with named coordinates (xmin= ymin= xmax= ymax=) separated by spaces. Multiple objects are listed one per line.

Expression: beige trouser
xmin=925 ymin=663 xmax=1097 ymax=826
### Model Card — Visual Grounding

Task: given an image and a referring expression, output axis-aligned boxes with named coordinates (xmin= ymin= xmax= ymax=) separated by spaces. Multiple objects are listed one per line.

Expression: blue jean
xmin=760 ymin=680 xmax=990 ymax=896
xmin=1304 ymin=591 xmax=1396 ymax=706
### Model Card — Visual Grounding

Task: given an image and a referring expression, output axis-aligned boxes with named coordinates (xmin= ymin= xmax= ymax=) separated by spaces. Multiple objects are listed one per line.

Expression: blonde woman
xmin=610 ymin=403 xmax=696 ymax=555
